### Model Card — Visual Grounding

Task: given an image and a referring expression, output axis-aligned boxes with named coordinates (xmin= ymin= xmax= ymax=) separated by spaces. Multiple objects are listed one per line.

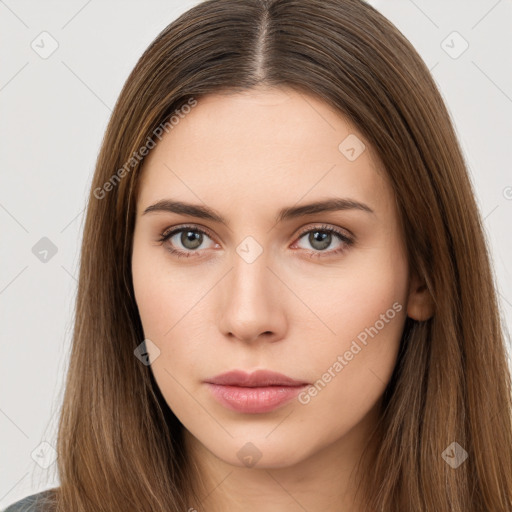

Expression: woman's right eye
xmin=158 ymin=226 xmax=216 ymax=258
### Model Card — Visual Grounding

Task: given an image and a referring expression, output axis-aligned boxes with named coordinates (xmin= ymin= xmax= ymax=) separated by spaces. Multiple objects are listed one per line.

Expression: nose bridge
xmin=230 ymin=236 xmax=272 ymax=308
xmin=226 ymin=228 xmax=270 ymax=287
xmin=218 ymin=234 xmax=285 ymax=342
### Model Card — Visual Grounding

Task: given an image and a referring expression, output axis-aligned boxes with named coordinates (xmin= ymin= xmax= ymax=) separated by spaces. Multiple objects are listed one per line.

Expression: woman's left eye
xmin=157 ymin=224 xmax=353 ymax=259
xmin=293 ymin=224 xmax=354 ymax=258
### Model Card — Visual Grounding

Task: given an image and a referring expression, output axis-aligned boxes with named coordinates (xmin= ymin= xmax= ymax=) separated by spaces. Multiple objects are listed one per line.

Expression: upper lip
xmin=204 ymin=369 xmax=308 ymax=387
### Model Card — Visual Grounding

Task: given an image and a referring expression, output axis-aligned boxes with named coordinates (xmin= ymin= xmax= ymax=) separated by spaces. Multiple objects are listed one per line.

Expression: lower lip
xmin=205 ymin=383 xmax=307 ymax=413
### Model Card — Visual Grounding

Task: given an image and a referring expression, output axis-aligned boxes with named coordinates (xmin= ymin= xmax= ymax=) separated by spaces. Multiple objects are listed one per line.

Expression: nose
xmin=217 ymin=248 xmax=287 ymax=344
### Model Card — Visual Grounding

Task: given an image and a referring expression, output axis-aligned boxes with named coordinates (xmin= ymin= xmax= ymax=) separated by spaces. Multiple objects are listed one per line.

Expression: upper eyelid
xmin=296 ymin=224 xmax=352 ymax=239
xmin=161 ymin=223 xmax=214 ymax=238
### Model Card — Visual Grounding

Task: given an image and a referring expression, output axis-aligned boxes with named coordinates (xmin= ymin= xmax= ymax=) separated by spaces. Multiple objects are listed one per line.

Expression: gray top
xmin=3 ymin=490 xmax=54 ymax=512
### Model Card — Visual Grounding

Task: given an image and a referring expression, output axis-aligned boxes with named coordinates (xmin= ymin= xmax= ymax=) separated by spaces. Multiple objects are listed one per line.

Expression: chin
xmin=205 ymin=435 xmax=312 ymax=470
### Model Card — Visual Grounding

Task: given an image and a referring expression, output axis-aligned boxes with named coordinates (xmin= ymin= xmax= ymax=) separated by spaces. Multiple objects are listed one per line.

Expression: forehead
xmin=136 ymin=87 xmax=391 ymax=219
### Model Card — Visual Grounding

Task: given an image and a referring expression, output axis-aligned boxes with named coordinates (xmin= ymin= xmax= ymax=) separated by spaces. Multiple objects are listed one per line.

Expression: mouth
xmin=204 ymin=369 xmax=309 ymax=414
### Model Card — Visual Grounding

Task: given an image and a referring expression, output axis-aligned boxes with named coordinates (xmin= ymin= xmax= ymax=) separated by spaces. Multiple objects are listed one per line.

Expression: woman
xmin=5 ymin=0 xmax=512 ymax=510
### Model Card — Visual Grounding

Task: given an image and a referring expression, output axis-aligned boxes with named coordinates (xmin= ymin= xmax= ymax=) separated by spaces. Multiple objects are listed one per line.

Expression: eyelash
xmin=157 ymin=224 xmax=354 ymax=260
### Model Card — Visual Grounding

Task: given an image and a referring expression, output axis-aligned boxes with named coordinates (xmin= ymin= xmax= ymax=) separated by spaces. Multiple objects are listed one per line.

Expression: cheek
xmin=289 ymin=232 xmax=409 ymax=349
xmin=131 ymin=237 xmax=199 ymax=339
xmin=295 ymin=238 xmax=409 ymax=422
xmin=131 ymin=238 xmax=211 ymax=401
xmin=131 ymin=241 xmax=201 ymax=417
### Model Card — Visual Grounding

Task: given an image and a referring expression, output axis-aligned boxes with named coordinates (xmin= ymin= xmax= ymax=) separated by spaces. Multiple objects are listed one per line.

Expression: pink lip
xmin=204 ymin=370 xmax=309 ymax=414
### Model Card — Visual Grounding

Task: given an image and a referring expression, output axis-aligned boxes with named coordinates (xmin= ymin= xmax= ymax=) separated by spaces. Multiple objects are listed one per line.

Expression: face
xmin=131 ymin=87 xmax=416 ymax=470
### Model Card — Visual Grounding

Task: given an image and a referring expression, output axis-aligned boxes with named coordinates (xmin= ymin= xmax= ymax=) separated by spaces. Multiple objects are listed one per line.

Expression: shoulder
xmin=3 ymin=489 xmax=56 ymax=512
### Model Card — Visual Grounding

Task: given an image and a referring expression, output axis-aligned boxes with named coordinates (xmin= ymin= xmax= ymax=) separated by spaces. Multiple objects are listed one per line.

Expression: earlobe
xmin=406 ymin=274 xmax=435 ymax=321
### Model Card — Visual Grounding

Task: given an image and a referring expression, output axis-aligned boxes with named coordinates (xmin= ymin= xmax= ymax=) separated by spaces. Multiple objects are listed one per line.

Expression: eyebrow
xmin=142 ymin=197 xmax=374 ymax=225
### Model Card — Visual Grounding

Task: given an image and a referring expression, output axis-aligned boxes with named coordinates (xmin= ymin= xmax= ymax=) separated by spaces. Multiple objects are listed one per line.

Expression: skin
xmin=131 ymin=86 xmax=433 ymax=511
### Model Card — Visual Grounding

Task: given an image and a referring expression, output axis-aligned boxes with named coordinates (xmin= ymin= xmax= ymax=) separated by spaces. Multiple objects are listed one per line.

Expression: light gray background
xmin=1 ymin=0 xmax=511 ymax=507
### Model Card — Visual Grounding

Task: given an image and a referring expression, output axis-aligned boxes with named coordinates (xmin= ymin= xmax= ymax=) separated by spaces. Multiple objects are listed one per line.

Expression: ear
xmin=406 ymin=272 xmax=434 ymax=321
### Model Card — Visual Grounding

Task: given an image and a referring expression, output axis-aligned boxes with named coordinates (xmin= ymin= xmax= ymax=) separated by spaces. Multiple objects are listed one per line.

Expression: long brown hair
xmin=39 ymin=0 xmax=512 ymax=510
